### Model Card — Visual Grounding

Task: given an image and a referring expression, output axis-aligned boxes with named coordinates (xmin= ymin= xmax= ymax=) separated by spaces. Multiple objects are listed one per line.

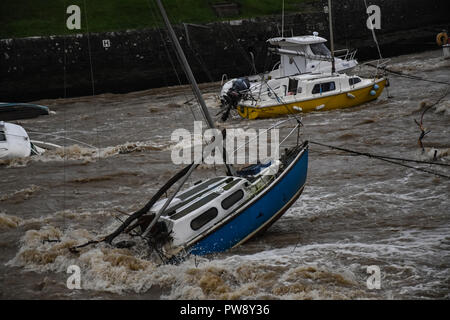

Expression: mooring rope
xmin=366 ymin=63 xmax=450 ymax=86
xmin=309 ymin=141 xmax=450 ymax=179
xmin=83 ymin=0 xmax=95 ymax=95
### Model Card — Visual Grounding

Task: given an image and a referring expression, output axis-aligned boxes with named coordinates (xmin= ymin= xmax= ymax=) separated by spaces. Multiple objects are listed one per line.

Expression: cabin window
xmin=171 ymin=192 xmax=220 ymax=220
xmin=349 ymin=77 xmax=362 ymax=86
xmin=0 ymin=130 xmax=5 ymax=142
xmin=221 ymin=189 xmax=244 ymax=210
xmin=310 ymin=43 xmax=331 ymax=56
xmin=191 ymin=207 xmax=218 ymax=230
xmin=288 ymin=79 xmax=298 ymax=95
xmin=312 ymin=82 xmax=336 ymax=94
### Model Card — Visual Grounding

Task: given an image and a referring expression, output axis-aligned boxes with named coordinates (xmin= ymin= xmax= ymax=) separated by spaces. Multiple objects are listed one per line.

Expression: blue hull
xmin=189 ymin=145 xmax=308 ymax=255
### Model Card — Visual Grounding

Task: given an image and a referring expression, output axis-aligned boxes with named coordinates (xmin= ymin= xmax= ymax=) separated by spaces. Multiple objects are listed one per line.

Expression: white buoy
xmin=443 ymin=44 xmax=450 ymax=60
xmin=315 ymin=104 xmax=325 ymax=110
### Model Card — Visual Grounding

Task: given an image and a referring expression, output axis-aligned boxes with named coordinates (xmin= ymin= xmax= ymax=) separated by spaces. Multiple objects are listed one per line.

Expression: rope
xmin=83 ymin=0 xmax=95 ymax=95
xmin=147 ymin=0 xmax=202 ymax=123
xmin=310 ymin=141 xmax=450 ymax=179
xmin=25 ymin=130 xmax=97 ymax=148
xmin=362 ymin=0 xmax=392 ymax=97
xmin=363 ymin=0 xmax=383 ymax=61
xmin=366 ymin=63 xmax=450 ymax=86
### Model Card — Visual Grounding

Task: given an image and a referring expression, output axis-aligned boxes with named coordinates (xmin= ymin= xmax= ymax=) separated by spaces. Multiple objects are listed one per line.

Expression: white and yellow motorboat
xmin=232 ymin=73 xmax=387 ymax=120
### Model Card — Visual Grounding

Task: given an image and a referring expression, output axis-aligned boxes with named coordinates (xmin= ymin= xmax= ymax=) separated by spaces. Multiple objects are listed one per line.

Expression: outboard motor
xmin=220 ymin=77 xmax=251 ymax=121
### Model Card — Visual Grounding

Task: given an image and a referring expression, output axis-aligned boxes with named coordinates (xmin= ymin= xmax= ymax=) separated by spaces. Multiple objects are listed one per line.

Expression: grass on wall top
xmin=0 ymin=0 xmax=310 ymax=38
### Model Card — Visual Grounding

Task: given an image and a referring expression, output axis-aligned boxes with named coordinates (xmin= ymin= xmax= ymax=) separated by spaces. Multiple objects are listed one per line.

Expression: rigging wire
xmin=83 ymin=0 xmax=96 ymax=96
xmin=310 ymin=141 xmax=450 ymax=179
xmin=25 ymin=130 xmax=97 ymax=148
xmin=366 ymin=63 xmax=450 ymax=86
xmin=363 ymin=0 xmax=383 ymax=61
xmin=146 ymin=0 xmax=201 ymax=123
xmin=362 ymin=0 xmax=393 ymax=98
xmin=147 ymin=0 xmax=226 ymax=178
xmin=222 ymin=23 xmax=258 ymax=75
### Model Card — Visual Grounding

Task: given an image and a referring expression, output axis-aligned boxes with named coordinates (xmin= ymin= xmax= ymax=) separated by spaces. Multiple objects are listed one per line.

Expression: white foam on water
xmin=8 ymin=222 xmax=430 ymax=299
xmin=0 ymin=212 xmax=23 ymax=229
xmin=0 ymin=185 xmax=41 ymax=202
xmin=1 ymin=140 xmax=170 ymax=168
xmin=388 ymin=56 xmax=450 ymax=73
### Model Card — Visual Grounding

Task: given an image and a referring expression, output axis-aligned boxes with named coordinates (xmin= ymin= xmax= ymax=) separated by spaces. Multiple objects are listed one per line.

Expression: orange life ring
xmin=436 ymin=32 xmax=448 ymax=46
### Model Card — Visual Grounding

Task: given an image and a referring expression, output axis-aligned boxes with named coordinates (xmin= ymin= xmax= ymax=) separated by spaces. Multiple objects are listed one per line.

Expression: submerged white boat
xmin=0 ymin=121 xmax=60 ymax=160
xmin=0 ymin=122 xmax=41 ymax=160
xmin=220 ymin=32 xmax=358 ymax=99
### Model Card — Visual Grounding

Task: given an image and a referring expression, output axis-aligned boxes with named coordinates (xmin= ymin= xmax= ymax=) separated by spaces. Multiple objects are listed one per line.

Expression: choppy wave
xmin=7 ymin=226 xmax=366 ymax=299
xmin=0 ymin=209 xmax=118 ymax=230
xmin=12 ymin=223 xmax=447 ymax=299
xmin=0 ymin=212 xmax=23 ymax=229
xmin=0 ymin=185 xmax=41 ymax=203
xmin=434 ymin=99 xmax=450 ymax=115
xmin=388 ymin=56 xmax=450 ymax=73
xmin=1 ymin=141 xmax=169 ymax=168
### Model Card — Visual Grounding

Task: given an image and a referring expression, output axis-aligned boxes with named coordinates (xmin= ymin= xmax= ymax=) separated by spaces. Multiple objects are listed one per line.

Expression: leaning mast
xmin=155 ymin=0 xmax=234 ymax=175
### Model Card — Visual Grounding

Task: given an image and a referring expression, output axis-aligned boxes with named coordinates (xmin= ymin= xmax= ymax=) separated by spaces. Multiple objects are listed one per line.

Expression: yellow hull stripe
xmin=237 ymin=79 xmax=387 ymax=119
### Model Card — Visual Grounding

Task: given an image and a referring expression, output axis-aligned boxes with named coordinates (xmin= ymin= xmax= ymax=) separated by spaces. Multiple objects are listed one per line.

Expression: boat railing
xmin=375 ymin=58 xmax=391 ymax=70
xmin=230 ymin=118 xmax=302 ymax=158
xmin=357 ymin=58 xmax=391 ymax=77
xmin=334 ymin=48 xmax=358 ymax=62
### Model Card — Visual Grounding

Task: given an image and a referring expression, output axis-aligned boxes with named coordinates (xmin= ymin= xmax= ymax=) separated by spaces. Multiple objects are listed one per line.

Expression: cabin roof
xmin=267 ymin=35 xmax=327 ymax=46
xmin=291 ymin=73 xmax=343 ymax=82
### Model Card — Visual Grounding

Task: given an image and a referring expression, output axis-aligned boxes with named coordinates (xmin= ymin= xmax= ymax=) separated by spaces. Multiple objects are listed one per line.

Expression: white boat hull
xmin=0 ymin=122 xmax=32 ymax=160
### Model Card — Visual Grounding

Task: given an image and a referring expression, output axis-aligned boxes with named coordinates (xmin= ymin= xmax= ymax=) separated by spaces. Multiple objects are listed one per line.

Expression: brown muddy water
xmin=0 ymin=50 xmax=449 ymax=300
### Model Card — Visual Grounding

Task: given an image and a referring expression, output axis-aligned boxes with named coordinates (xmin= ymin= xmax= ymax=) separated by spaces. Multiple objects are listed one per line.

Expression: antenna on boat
xmin=155 ymin=0 xmax=235 ymax=175
xmin=327 ymin=0 xmax=336 ymax=74
xmin=281 ymin=0 xmax=285 ymax=37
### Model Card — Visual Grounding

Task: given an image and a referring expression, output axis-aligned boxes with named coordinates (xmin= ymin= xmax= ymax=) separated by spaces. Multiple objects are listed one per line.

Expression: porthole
xmin=190 ymin=207 xmax=218 ymax=230
xmin=221 ymin=190 xmax=244 ymax=210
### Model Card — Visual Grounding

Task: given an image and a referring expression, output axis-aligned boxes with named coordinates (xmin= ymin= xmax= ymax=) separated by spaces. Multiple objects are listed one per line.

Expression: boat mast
xmin=327 ymin=0 xmax=336 ymax=74
xmin=281 ymin=0 xmax=285 ymax=37
xmin=155 ymin=0 xmax=234 ymax=175
xmin=156 ymin=0 xmax=216 ymax=129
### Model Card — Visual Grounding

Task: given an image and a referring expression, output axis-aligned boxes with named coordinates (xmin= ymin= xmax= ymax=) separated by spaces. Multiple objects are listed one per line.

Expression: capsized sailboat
xmin=145 ymin=138 xmax=308 ymax=259
xmin=86 ymin=0 xmax=309 ymax=262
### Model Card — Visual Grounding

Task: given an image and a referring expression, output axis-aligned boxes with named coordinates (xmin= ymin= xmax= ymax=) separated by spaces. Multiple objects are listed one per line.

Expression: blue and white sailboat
xmin=96 ymin=0 xmax=309 ymax=262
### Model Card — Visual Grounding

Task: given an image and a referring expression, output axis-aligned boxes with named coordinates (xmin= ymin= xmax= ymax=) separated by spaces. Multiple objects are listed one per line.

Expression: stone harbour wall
xmin=1 ymin=0 xmax=449 ymax=101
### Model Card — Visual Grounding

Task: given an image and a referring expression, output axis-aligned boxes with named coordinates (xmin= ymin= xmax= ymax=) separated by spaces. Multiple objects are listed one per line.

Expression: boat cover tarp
xmin=0 ymin=103 xmax=49 ymax=121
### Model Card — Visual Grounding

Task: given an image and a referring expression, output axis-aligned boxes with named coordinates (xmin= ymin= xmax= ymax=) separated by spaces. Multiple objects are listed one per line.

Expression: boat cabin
xmin=267 ymin=32 xmax=358 ymax=77
xmin=150 ymin=160 xmax=281 ymax=249
xmin=220 ymin=33 xmax=357 ymax=99
xmin=242 ymin=73 xmax=371 ymax=108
